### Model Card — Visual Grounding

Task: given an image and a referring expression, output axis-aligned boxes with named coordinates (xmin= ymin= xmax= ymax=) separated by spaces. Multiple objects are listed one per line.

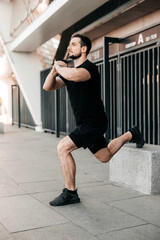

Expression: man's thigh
xmin=69 ymin=124 xmax=107 ymax=150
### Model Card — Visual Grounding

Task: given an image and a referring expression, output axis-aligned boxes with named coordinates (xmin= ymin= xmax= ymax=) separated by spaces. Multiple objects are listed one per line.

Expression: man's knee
xmin=98 ymin=155 xmax=112 ymax=163
xmin=94 ymin=147 xmax=113 ymax=163
xmin=57 ymin=137 xmax=74 ymax=158
xmin=57 ymin=138 xmax=68 ymax=158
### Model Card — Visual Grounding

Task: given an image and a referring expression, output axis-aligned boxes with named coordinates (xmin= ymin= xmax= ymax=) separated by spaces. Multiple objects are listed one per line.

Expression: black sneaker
xmin=49 ymin=188 xmax=80 ymax=206
xmin=129 ymin=126 xmax=145 ymax=148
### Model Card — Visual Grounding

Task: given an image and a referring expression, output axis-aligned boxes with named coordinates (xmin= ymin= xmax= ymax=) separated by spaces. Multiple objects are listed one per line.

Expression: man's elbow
xmin=43 ymin=84 xmax=47 ymax=91
xmin=43 ymin=84 xmax=51 ymax=91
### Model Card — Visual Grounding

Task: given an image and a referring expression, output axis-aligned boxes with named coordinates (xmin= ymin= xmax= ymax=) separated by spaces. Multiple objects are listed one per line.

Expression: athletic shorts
xmin=69 ymin=123 xmax=108 ymax=154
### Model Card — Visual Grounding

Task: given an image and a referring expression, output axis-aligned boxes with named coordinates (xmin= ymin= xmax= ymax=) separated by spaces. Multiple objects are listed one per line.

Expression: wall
xmin=9 ymin=50 xmax=43 ymax=128
xmin=0 ymin=1 xmax=12 ymax=41
xmin=92 ymin=9 xmax=160 ymax=51
xmin=0 ymin=1 xmax=43 ymax=130
xmin=0 ymin=77 xmax=15 ymax=123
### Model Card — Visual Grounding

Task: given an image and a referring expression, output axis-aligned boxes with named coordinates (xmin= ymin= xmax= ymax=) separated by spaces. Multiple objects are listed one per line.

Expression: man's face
xmin=67 ymin=37 xmax=82 ymax=60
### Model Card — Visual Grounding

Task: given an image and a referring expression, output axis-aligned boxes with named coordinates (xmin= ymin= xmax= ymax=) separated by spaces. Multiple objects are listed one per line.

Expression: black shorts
xmin=69 ymin=123 xmax=108 ymax=154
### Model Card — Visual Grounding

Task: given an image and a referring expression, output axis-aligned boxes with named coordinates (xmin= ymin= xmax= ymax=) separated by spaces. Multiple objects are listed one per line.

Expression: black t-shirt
xmin=60 ymin=59 xmax=107 ymax=127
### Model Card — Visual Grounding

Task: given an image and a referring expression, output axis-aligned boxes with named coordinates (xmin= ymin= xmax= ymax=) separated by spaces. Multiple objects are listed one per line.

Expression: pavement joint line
xmin=44 ymin=200 xmax=87 ymax=229
xmin=78 ymin=182 xmax=108 ymax=188
xmin=106 ymin=194 xmax=148 ymax=203
xmin=0 ymin=167 xmax=27 ymax=192
xmin=0 ymin=159 xmax=22 ymax=162
xmin=29 ymin=192 xmax=73 ymax=222
xmin=109 ymin=182 xmax=144 ymax=192
xmin=0 ymin=193 xmax=29 ymax=199
xmin=70 ymin=222 xmax=101 ymax=240
xmin=96 ymin=222 xmax=150 ymax=236
xmin=105 ymin=201 xmax=150 ymax=225
xmin=11 ymin=222 xmax=70 ymax=234
xmin=0 ymin=222 xmax=10 ymax=234
xmin=28 ymin=188 xmax=63 ymax=195
xmin=18 ymin=179 xmax=62 ymax=184
xmin=146 ymin=223 xmax=160 ymax=229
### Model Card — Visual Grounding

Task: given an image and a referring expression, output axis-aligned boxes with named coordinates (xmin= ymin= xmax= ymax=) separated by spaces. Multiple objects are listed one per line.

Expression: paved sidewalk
xmin=0 ymin=124 xmax=160 ymax=240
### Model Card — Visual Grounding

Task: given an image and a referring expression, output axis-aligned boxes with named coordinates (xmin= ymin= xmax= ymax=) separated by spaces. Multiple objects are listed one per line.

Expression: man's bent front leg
xmin=57 ymin=136 xmax=78 ymax=191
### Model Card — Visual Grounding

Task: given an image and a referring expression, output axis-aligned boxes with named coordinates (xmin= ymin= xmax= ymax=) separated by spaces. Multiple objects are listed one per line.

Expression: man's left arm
xmin=54 ymin=61 xmax=91 ymax=82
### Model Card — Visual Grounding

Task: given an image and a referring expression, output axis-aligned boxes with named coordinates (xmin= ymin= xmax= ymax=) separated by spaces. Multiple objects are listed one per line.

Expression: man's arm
xmin=43 ymin=65 xmax=65 ymax=91
xmin=55 ymin=61 xmax=91 ymax=82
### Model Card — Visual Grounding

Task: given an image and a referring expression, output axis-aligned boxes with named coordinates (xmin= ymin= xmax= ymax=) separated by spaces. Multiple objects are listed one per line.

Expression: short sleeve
xmin=59 ymin=74 xmax=67 ymax=83
xmin=77 ymin=60 xmax=98 ymax=79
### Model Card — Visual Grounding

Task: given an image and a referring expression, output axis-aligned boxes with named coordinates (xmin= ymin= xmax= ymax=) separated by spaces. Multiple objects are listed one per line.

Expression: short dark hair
xmin=72 ymin=34 xmax=92 ymax=55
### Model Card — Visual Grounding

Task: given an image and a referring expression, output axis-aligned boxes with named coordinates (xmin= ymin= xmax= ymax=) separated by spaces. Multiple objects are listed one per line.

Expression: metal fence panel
xmin=40 ymin=69 xmax=55 ymax=131
xmin=119 ymin=45 xmax=160 ymax=145
xmin=12 ymin=85 xmax=35 ymax=127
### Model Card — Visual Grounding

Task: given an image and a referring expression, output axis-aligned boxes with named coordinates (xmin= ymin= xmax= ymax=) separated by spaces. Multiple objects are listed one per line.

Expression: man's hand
xmin=53 ymin=60 xmax=90 ymax=82
xmin=54 ymin=60 xmax=67 ymax=72
xmin=52 ymin=64 xmax=57 ymax=73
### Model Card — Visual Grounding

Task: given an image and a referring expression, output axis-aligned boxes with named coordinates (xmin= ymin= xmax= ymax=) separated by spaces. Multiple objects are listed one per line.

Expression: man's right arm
xmin=43 ymin=67 xmax=65 ymax=91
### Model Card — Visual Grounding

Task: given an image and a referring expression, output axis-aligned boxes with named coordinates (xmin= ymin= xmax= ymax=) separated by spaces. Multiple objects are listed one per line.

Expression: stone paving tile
xmin=73 ymin=149 xmax=110 ymax=183
xmin=1 ymin=125 xmax=160 ymax=240
xmin=0 ymin=195 xmax=68 ymax=233
xmin=150 ymin=194 xmax=160 ymax=201
xmin=19 ymin=180 xmax=63 ymax=194
xmin=0 ymin=157 xmax=60 ymax=173
xmin=31 ymin=190 xmax=59 ymax=206
xmin=76 ymin=171 xmax=106 ymax=185
xmin=109 ymin=195 xmax=160 ymax=227
xmin=77 ymin=163 xmax=109 ymax=183
xmin=0 ymin=169 xmax=25 ymax=197
xmin=79 ymin=183 xmax=144 ymax=203
xmin=30 ymin=183 xmax=112 ymax=206
xmin=12 ymin=223 xmax=99 ymax=240
xmin=47 ymin=196 xmax=146 ymax=235
xmin=0 ymin=224 xmax=12 ymax=240
xmin=31 ymin=183 xmax=110 ymax=206
xmin=97 ymin=224 xmax=160 ymax=240
xmin=0 ymin=159 xmax=60 ymax=183
xmin=33 ymin=190 xmax=147 ymax=239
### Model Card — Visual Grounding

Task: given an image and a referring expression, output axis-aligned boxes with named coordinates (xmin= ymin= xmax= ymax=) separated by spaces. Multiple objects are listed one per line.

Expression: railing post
xmin=103 ymin=37 xmax=121 ymax=143
xmin=11 ymin=85 xmax=14 ymax=125
xmin=104 ymin=37 xmax=110 ymax=144
xmin=18 ymin=85 xmax=21 ymax=128
xmin=55 ymin=89 xmax=60 ymax=137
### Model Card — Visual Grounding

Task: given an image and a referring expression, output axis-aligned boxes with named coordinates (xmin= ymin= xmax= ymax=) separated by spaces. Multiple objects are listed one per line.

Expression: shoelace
xmin=61 ymin=189 xmax=70 ymax=200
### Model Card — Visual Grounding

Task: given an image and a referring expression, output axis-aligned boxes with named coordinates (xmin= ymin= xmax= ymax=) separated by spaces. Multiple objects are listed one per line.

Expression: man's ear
xmin=81 ymin=46 xmax=87 ymax=54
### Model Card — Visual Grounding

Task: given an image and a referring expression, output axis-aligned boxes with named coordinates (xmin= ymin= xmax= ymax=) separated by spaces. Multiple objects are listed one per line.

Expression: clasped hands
xmin=53 ymin=60 xmax=66 ymax=73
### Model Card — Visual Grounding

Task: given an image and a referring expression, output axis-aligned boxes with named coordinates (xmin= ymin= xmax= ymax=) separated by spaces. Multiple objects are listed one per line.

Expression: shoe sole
xmin=136 ymin=139 xmax=145 ymax=148
xmin=49 ymin=198 xmax=80 ymax=206
xmin=63 ymin=199 xmax=80 ymax=206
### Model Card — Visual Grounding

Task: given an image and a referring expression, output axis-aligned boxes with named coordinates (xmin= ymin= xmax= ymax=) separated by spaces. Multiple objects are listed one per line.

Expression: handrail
xmin=10 ymin=0 xmax=55 ymax=37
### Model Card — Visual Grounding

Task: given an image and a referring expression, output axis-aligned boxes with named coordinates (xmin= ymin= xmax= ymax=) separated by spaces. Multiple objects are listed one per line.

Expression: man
xmin=43 ymin=34 xmax=145 ymax=206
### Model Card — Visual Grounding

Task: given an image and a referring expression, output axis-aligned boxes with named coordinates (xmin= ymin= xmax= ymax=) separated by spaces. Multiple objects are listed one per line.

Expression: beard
xmin=69 ymin=52 xmax=82 ymax=60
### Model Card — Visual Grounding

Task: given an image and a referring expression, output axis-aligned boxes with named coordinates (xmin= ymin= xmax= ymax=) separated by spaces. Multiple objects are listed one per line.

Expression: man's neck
xmin=74 ymin=56 xmax=87 ymax=67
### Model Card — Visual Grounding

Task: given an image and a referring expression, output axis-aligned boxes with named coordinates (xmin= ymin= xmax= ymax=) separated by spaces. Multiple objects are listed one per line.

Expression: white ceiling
xmin=10 ymin=0 xmax=109 ymax=52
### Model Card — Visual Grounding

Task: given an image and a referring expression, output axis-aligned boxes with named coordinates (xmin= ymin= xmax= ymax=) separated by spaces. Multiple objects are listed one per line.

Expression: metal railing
xmin=40 ymin=44 xmax=160 ymax=145
xmin=12 ymin=85 xmax=35 ymax=128
xmin=40 ymin=69 xmax=75 ymax=135
xmin=107 ymin=44 xmax=160 ymax=145
xmin=120 ymin=45 xmax=160 ymax=144
xmin=10 ymin=0 xmax=55 ymax=37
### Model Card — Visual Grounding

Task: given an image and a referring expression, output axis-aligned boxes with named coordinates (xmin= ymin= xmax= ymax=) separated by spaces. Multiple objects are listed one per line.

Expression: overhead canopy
xmin=10 ymin=0 xmax=108 ymax=52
